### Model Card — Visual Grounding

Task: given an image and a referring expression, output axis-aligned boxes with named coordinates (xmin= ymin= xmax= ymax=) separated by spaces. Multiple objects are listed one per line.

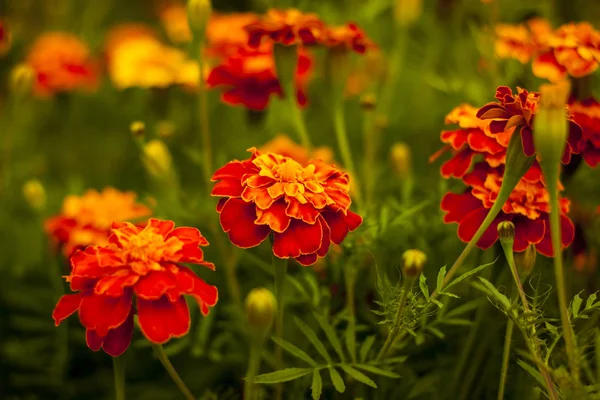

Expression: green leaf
xmin=516 ymin=360 xmax=545 ymax=388
xmin=436 ymin=266 xmax=447 ymax=293
xmin=313 ymin=313 xmax=346 ymax=362
xmin=419 ymin=274 xmax=430 ymax=301
xmin=354 ymin=364 xmax=400 ymax=378
xmin=438 ymin=291 xmax=460 ymax=299
xmin=252 ymin=368 xmax=313 ymax=384
xmin=427 ymin=326 xmax=445 ymax=339
xmin=443 ymin=299 xmax=480 ymax=319
xmin=328 ymin=367 xmax=346 ymax=393
xmin=272 ymin=337 xmax=318 ymax=367
xmin=438 ymin=318 xmax=472 ymax=326
xmin=586 ymin=292 xmax=598 ymax=309
xmin=294 ymin=317 xmax=331 ymax=363
xmin=475 ymin=277 xmax=511 ymax=311
xmin=359 ymin=335 xmax=376 ymax=362
xmin=431 ymin=299 xmax=443 ymax=309
xmin=345 ymin=323 xmax=357 ymax=363
xmin=572 ymin=293 xmax=583 ymax=318
xmin=311 ymin=369 xmax=322 ymax=400
xmin=445 ymin=259 xmax=496 ymax=292
xmin=340 ymin=365 xmax=377 ymax=388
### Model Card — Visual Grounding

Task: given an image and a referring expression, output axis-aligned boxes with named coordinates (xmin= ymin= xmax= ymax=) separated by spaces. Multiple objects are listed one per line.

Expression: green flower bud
xmin=402 ymin=249 xmax=426 ymax=278
xmin=187 ymin=0 xmax=212 ymax=38
xmin=514 ymin=244 xmax=537 ymax=279
xmin=245 ymin=288 xmax=277 ymax=335
xmin=497 ymin=221 xmax=515 ymax=245
xmin=130 ymin=121 xmax=145 ymax=137
xmin=10 ymin=64 xmax=35 ymax=96
xmin=142 ymin=139 xmax=173 ymax=179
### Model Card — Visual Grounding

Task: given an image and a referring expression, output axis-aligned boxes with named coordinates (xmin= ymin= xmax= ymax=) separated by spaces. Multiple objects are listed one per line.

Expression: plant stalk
xmin=273 ymin=255 xmax=288 ymax=400
xmin=113 ymin=355 xmax=126 ymax=400
xmin=377 ymin=277 xmax=412 ymax=360
xmin=152 ymin=344 xmax=196 ymax=400
xmin=333 ymin=98 xmax=362 ymax=208
xmin=244 ymin=334 xmax=264 ymax=400
xmin=198 ymin=43 xmax=213 ymax=188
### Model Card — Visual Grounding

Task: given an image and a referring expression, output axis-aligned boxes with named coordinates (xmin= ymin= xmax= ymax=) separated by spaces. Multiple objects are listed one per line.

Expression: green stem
xmin=152 ymin=344 xmax=196 ymax=400
xmin=345 ymin=264 xmax=357 ymax=361
xmin=273 ymin=255 xmax=288 ymax=400
xmin=198 ymin=44 xmax=213 ymax=188
xmin=244 ymin=335 xmax=264 ymax=400
xmin=376 ymin=278 xmax=412 ymax=361
xmin=547 ymin=180 xmax=580 ymax=383
xmin=498 ymin=298 xmax=515 ymax=400
xmin=113 ymin=355 xmax=126 ymax=400
xmin=286 ymin=83 xmax=312 ymax=151
xmin=362 ymin=108 xmax=377 ymax=210
xmin=333 ymin=99 xmax=362 ymax=208
xmin=376 ymin=27 xmax=406 ymax=122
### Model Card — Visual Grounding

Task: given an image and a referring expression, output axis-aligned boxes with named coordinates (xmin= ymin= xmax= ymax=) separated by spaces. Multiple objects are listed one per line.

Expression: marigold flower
xmin=569 ymin=98 xmax=600 ymax=167
xmin=532 ymin=22 xmax=600 ymax=82
xmin=211 ymin=148 xmax=362 ymax=266
xmin=322 ymin=23 xmax=374 ymax=54
xmin=246 ymin=9 xmax=325 ymax=48
xmin=52 ymin=219 xmax=218 ymax=356
xmin=441 ymin=162 xmax=574 ymax=256
xmin=0 ymin=19 xmax=11 ymax=56
xmin=207 ymin=47 xmax=312 ymax=110
xmin=206 ymin=13 xmax=261 ymax=58
xmin=104 ymin=23 xmax=158 ymax=61
xmin=494 ymin=19 xmax=552 ymax=64
xmin=25 ymin=32 xmax=98 ymax=96
xmin=45 ymin=187 xmax=152 ymax=257
xmin=259 ymin=134 xmax=334 ymax=165
xmin=476 ymin=86 xmax=582 ymax=164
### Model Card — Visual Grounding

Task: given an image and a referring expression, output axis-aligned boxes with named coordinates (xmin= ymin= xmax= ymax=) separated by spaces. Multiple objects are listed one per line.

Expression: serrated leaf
xmin=252 ymin=368 xmax=313 ymax=384
xmin=354 ymin=364 xmax=400 ymax=378
xmin=544 ymin=322 xmax=558 ymax=336
xmin=272 ymin=337 xmax=318 ymax=367
xmin=359 ymin=335 xmax=376 ymax=362
xmin=294 ymin=317 xmax=331 ymax=363
xmin=516 ymin=359 xmax=545 ymax=388
xmin=436 ymin=266 xmax=447 ymax=293
xmin=475 ymin=277 xmax=511 ymax=311
xmin=345 ymin=323 xmax=356 ymax=363
xmin=311 ymin=369 xmax=322 ymax=400
xmin=340 ymin=365 xmax=377 ymax=388
xmin=313 ymin=313 xmax=345 ymax=362
xmin=572 ymin=293 xmax=583 ymax=318
xmin=328 ymin=367 xmax=346 ymax=393
xmin=445 ymin=259 xmax=496 ymax=292
xmin=381 ymin=356 xmax=408 ymax=364
xmin=419 ymin=274 xmax=429 ymax=301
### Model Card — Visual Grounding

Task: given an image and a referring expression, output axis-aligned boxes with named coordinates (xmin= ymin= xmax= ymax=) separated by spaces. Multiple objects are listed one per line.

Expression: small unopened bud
xmin=533 ymin=80 xmax=570 ymax=172
xmin=394 ymin=0 xmax=423 ymax=27
xmin=390 ymin=142 xmax=412 ymax=179
xmin=245 ymin=288 xmax=277 ymax=334
xmin=130 ymin=121 xmax=145 ymax=137
xmin=10 ymin=64 xmax=35 ymax=96
xmin=187 ymin=0 xmax=212 ymax=37
xmin=497 ymin=221 xmax=515 ymax=244
xmin=360 ymin=93 xmax=377 ymax=111
xmin=142 ymin=139 xmax=173 ymax=178
xmin=514 ymin=244 xmax=537 ymax=279
xmin=23 ymin=179 xmax=46 ymax=210
xmin=156 ymin=120 xmax=176 ymax=139
xmin=402 ymin=249 xmax=426 ymax=278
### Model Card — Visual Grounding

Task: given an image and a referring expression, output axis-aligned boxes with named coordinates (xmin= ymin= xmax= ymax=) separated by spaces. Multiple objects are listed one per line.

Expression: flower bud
xmin=394 ymin=0 xmax=423 ymax=27
xmin=402 ymin=249 xmax=426 ymax=278
xmin=156 ymin=120 xmax=176 ymax=139
xmin=10 ymin=64 xmax=35 ymax=96
xmin=245 ymin=288 xmax=277 ymax=334
xmin=533 ymin=80 xmax=570 ymax=176
xmin=187 ymin=0 xmax=212 ymax=38
xmin=497 ymin=220 xmax=515 ymax=244
xmin=23 ymin=179 xmax=46 ymax=210
xmin=390 ymin=142 xmax=412 ymax=179
xmin=360 ymin=93 xmax=377 ymax=111
xmin=130 ymin=121 xmax=145 ymax=137
xmin=142 ymin=139 xmax=173 ymax=179
xmin=514 ymin=244 xmax=537 ymax=279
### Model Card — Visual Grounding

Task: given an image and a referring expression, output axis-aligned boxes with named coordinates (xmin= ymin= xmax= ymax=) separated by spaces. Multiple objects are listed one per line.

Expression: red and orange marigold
xmin=52 ymin=219 xmax=218 ymax=357
xmin=569 ymin=98 xmax=600 ymax=167
xmin=211 ymin=148 xmax=362 ymax=265
xmin=45 ymin=187 xmax=152 ymax=257
xmin=246 ymin=9 xmax=325 ymax=48
xmin=26 ymin=32 xmax=99 ymax=96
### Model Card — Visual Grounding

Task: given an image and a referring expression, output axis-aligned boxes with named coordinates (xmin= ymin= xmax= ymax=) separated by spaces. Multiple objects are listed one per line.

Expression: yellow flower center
xmin=273 ymin=158 xmax=304 ymax=183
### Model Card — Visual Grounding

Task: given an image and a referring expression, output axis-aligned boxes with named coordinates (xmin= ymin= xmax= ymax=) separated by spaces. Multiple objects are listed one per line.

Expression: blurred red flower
xmin=246 ymin=9 xmax=325 ymax=48
xmin=45 ymin=188 xmax=152 ymax=257
xmin=441 ymin=163 xmax=574 ymax=256
xmin=476 ymin=86 xmax=582 ymax=163
xmin=322 ymin=23 xmax=374 ymax=54
xmin=52 ymin=219 xmax=218 ymax=357
xmin=0 ymin=19 xmax=11 ymax=56
xmin=569 ymin=98 xmax=600 ymax=167
xmin=211 ymin=148 xmax=362 ymax=265
xmin=26 ymin=32 xmax=99 ymax=96
xmin=207 ymin=47 xmax=312 ymax=110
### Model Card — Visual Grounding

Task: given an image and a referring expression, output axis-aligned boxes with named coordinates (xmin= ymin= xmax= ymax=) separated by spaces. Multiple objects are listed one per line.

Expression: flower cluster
xmin=569 ymin=98 xmax=600 ymax=167
xmin=52 ymin=219 xmax=218 ymax=356
xmin=495 ymin=19 xmax=600 ymax=82
xmin=434 ymin=86 xmax=581 ymax=256
xmin=45 ymin=187 xmax=152 ymax=257
xmin=211 ymin=148 xmax=362 ymax=265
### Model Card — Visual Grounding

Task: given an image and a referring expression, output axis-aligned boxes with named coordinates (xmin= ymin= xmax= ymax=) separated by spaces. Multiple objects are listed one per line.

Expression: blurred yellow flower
xmin=23 ymin=179 xmax=46 ymax=210
xmin=143 ymin=139 xmax=173 ymax=179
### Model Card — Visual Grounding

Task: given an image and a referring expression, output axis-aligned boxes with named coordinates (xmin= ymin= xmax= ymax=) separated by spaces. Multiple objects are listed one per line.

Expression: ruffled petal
xmin=513 ymin=217 xmax=545 ymax=252
xmin=255 ymin=199 xmax=291 ymax=233
xmin=95 ymin=270 xmax=139 ymax=297
xmin=285 ymin=198 xmax=320 ymax=224
xmin=321 ymin=210 xmax=361 ymax=245
xmin=78 ymin=292 xmax=132 ymax=337
xmin=134 ymin=270 xmax=178 ymax=300
xmin=219 ymin=198 xmax=270 ymax=249
xmin=272 ymin=219 xmax=323 ymax=258
xmin=53 ymin=292 xmax=85 ymax=326
xmin=137 ymin=296 xmax=190 ymax=344
xmin=456 ymin=207 xmax=500 ymax=249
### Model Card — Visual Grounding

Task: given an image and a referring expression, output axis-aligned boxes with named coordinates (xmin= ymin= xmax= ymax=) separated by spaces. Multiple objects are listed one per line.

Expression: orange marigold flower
xmin=441 ymin=162 xmax=574 ymax=257
xmin=206 ymin=13 xmax=261 ymax=58
xmin=104 ymin=23 xmax=158 ymax=62
xmin=476 ymin=86 xmax=582 ymax=163
xmin=495 ymin=19 xmax=552 ymax=64
xmin=159 ymin=3 xmax=192 ymax=44
xmin=207 ymin=47 xmax=312 ymax=110
xmin=52 ymin=219 xmax=218 ymax=356
xmin=246 ymin=9 xmax=325 ymax=48
xmin=322 ymin=23 xmax=374 ymax=54
xmin=211 ymin=148 xmax=362 ymax=266
xmin=259 ymin=134 xmax=334 ymax=165
xmin=25 ymin=32 xmax=98 ymax=96
xmin=569 ymin=98 xmax=600 ymax=167
xmin=45 ymin=187 xmax=152 ymax=257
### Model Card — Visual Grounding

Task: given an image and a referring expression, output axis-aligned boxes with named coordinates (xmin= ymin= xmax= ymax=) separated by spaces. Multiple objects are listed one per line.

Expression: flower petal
xmin=53 ymin=293 xmax=85 ymax=326
xmin=134 ymin=270 xmax=178 ymax=300
xmin=137 ymin=296 xmax=190 ymax=344
xmin=272 ymin=219 xmax=323 ymax=258
xmin=78 ymin=292 xmax=132 ymax=337
xmin=322 ymin=210 xmax=361 ymax=245
xmin=255 ymin=199 xmax=291 ymax=233
xmin=102 ymin=312 xmax=135 ymax=357
xmin=95 ymin=270 xmax=139 ymax=297
xmin=219 ymin=198 xmax=270 ymax=249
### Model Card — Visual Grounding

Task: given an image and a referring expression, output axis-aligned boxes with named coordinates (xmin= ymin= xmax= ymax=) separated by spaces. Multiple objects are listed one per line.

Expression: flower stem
xmin=345 ymin=263 xmax=357 ymax=361
xmin=244 ymin=334 xmax=264 ymax=400
xmin=152 ymin=344 xmax=196 ymax=400
xmin=113 ymin=355 xmax=126 ymax=400
xmin=498 ymin=293 xmax=515 ymax=400
xmin=547 ymin=179 xmax=580 ymax=383
xmin=285 ymin=83 xmax=312 ymax=151
xmin=377 ymin=277 xmax=412 ymax=361
xmin=273 ymin=255 xmax=288 ymax=400
xmin=333 ymin=98 xmax=362 ymax=208
xmin=197 ymin=43 xmax=213 ymax=188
